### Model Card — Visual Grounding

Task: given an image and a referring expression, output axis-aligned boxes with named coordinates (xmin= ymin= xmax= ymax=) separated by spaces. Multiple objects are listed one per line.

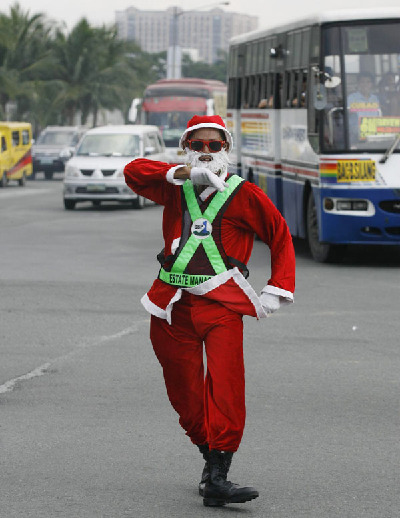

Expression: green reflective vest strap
xmin=182 ymin=175 xmax=243 ymax=224
xmin=202 ymin=175 xmax=244 ymax=221
xmin=161 ymin=175 xmax=244 ymax=284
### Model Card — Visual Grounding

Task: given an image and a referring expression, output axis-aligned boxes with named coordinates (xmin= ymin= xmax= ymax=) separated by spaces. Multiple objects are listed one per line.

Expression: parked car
xmin=0 ymin=121 xmax=33 ymax=187
xmin=63 ymin=125 xmax=168 ymax=210
xmin=32 ymin=126 xmax=86 ymax=179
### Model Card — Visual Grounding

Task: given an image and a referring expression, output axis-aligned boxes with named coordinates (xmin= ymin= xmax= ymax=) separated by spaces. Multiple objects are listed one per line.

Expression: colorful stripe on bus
xmin=6 ymin=149 xmax=32 ymax=178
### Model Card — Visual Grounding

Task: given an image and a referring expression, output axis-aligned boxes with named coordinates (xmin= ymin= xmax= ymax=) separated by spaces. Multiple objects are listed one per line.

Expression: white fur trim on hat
xmin=179 ymin=122 xmax=233 ymax=151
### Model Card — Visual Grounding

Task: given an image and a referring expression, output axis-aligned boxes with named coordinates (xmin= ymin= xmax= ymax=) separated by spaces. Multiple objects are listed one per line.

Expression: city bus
xmin=128 ymin=78 xmax=227 ymax=163
xmin=227 ymin=9 xmax=400 ymax=261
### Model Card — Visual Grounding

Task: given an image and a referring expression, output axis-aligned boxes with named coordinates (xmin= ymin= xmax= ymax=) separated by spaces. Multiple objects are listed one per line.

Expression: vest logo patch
xmin=191 ymin=218 xmax=212 ymax=239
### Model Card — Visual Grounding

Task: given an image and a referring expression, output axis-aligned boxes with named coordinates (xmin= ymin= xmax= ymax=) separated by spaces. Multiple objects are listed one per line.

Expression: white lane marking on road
xmin=0 ymin=321 xmax=149 ymax=396
xmin=0 ymin=362 xmax=51 ymax=394
xmin=0 ymin=188 xmax=52 ymax=199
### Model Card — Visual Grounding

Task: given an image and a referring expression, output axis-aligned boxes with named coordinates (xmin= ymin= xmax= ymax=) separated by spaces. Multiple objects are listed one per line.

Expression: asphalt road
xmin=1 ymin=177 xmax=399 ymax=518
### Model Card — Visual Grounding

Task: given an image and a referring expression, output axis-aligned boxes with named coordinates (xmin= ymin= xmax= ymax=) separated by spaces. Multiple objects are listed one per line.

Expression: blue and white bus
xmin=227 ymin=9 xmax=400 ymax=261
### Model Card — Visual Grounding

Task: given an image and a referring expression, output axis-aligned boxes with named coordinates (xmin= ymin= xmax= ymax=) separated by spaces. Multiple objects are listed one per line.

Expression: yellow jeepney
xmin=0 ymin=122 xmax=33 ymax=187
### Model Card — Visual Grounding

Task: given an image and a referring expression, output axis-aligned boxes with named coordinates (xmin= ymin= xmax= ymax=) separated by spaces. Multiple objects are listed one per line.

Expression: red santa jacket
xmin=124 ymin=159 xmax=295 ymax=323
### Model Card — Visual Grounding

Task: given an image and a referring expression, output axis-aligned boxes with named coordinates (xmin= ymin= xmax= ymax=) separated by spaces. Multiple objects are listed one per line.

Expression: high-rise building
xmin=115 ymin=6 xmax=258 ymax=64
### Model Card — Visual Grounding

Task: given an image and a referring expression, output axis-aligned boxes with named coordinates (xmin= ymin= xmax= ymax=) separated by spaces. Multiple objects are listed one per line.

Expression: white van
xmin=63 ymin=125 xmax=168 ymax=210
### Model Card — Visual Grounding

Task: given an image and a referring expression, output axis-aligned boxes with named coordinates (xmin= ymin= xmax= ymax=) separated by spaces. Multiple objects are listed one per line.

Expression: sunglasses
xmin=187 ymin=139 xmax=225 ymax=153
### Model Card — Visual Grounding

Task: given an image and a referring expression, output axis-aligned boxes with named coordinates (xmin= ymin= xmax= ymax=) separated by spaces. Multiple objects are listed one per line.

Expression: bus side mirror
xmin=128 ymin=98 xmax=142 ymax=123
xmin=312 ymin=65 xmax=341 ymax=89
xmin=313 ymin=84 xmax=327 ymax=110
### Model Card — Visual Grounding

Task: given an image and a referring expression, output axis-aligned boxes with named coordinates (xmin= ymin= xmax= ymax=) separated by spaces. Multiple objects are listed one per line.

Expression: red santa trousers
xmin=150 ymin=291 xmax=246 ymax=452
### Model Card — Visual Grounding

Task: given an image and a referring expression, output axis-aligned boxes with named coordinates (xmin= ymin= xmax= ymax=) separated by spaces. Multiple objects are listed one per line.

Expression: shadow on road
xmin=293 ymin=237 xmax=400 ymax=267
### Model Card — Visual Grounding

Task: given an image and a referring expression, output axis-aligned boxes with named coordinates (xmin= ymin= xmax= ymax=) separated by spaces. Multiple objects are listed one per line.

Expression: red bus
xmin=129 ymin=78 xmax=227 ymax=162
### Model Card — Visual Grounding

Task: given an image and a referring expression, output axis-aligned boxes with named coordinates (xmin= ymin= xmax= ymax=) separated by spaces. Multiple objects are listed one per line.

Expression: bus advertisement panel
xmin=129 ymin=78 xmax=227 ymax=164
xmin=227 ymin=9 xmax=400 ymax=262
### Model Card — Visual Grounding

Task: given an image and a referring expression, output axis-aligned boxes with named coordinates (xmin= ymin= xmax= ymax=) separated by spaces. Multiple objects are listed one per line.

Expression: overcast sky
xmin=2 ymin=0 xmax=400 ymax=32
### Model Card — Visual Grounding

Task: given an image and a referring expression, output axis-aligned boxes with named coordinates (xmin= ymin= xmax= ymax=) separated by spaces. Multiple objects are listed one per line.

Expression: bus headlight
xmin=352 ymin=201 xmax=368 ymax=211
xmin=336 ymin=200 xmax=369 ymax=211
xmin=336 ymin=200 xmax=353 ymax=211
xmin=324 ymin=198 xmax=334 ymax=210
xmin=323 ymin=197 xmax=373 ymax=215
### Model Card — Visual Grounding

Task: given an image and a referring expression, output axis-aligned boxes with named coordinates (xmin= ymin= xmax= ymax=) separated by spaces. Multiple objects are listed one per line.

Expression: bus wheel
xmin=132 ymin=195 xmax=145 ymax=209
xmin=64 ymin=199 xmax=76 ymax=210
xmin=306 ymin=193 xmax=345 ymax=263
xmin=45 ymin=171 xmax=53 ymax=180
xmin=18 ymin=172 xmax=26 ymax=186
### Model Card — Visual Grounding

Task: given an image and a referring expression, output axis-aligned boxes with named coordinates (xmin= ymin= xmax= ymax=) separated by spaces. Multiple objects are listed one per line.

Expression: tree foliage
xmin=0 ymin=3 xmax=165 ymax=133
xmin=182 ymin=50 xmax=227 ymax=83
xmin=0 ymin=3 xmax=225 ymax=135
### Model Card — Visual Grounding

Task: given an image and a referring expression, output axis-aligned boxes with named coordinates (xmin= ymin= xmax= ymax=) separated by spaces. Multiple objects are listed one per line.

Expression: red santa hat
xmin=179 ymin=115 xmax=233 ymax=151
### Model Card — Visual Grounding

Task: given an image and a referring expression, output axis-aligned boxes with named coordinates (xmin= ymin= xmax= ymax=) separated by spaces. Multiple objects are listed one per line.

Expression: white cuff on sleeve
xmin=166 ymin=166 xmax=186 ymax=185
xmin=261 ymin=285 xmax=294 ymax=304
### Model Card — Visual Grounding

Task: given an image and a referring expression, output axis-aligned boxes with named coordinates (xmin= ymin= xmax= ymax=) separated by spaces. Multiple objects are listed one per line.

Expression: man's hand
xmin=259 ymin=292 xmax=280 ymax=314
xmin=190 ymin=167 xmax=228 ymax=192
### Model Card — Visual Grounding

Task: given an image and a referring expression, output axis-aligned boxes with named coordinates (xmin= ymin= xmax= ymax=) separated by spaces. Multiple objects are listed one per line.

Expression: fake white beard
xmin=185 ymin=148 xmax=230 ymax=176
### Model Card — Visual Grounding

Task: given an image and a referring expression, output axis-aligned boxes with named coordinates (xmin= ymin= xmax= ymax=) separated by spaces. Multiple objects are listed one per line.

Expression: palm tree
xmin=52 ymin=20 xmax=139 ymax=126
xmin=0 ymin=3 xmax=55 ymax=122
xmin=0 ymin=5 xmax=166 ymax=128
xmin=79 ymin=24 xmax=137 ymax=127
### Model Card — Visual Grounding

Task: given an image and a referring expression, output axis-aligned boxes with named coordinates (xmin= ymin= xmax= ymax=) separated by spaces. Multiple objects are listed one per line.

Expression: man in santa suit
xmin=124 ymin=115 xmax=295 ymax=507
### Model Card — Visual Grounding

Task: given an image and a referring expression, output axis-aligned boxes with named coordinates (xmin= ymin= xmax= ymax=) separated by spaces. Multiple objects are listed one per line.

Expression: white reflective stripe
xmin=187 ymin=267 xmax=267 ymax=319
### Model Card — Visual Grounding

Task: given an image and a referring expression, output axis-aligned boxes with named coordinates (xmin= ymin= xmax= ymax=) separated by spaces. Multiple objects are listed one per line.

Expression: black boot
xmin=197 ymin=444 xmax=209 ymax=496
xmin=203 ymin=450 xmax=259 ymax=507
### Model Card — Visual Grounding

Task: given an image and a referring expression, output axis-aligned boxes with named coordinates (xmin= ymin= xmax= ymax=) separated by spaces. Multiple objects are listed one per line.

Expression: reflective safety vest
xmin=158 ymin=174 xmax=247 ymax=288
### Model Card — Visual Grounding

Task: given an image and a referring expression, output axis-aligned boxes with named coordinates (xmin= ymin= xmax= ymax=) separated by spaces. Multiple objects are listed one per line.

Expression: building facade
xmin=115 ymin=6 xmax=258 ymax=64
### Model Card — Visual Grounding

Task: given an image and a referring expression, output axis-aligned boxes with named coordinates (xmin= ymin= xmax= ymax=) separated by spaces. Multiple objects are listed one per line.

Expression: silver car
xmin=32 ymin=126 xmax=86 ymax=179
xmin=63 ymin=125 xmax=168 ymax=210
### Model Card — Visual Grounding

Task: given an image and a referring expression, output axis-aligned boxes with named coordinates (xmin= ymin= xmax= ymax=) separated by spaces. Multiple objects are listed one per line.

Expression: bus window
xmin=284 ymin=71 xmax=295 ymax=107
xmin=308 ymin=66 xmax=321 ymax=153
xmin=340 ymin=23 xmax=400 ymax=151
xmin=277 ymin=73 xmax=283 ymax=109
xmin=378 ymin=72 xmax=400 ymax=116
xmin=286 ymin=33 xmax=294 ymax=69
xmin=293 ymin=32 xmax=302 ymax=69
xmin=322 ymin=26 xmax=345 ymax=150
xmin=12 ymin=131 xmax=20 ymax=147
xmin=22 ymin=129 xmax=30 ymax=145
xmin=301 ymin=29 xmax=311 ymax=68
xmin=292 ymin=72 xmax=307 ymax=108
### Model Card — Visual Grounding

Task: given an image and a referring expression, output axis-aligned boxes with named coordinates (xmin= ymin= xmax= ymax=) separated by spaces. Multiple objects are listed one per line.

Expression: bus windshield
xmin=322 ymin=22 xmax=400 ymax=152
